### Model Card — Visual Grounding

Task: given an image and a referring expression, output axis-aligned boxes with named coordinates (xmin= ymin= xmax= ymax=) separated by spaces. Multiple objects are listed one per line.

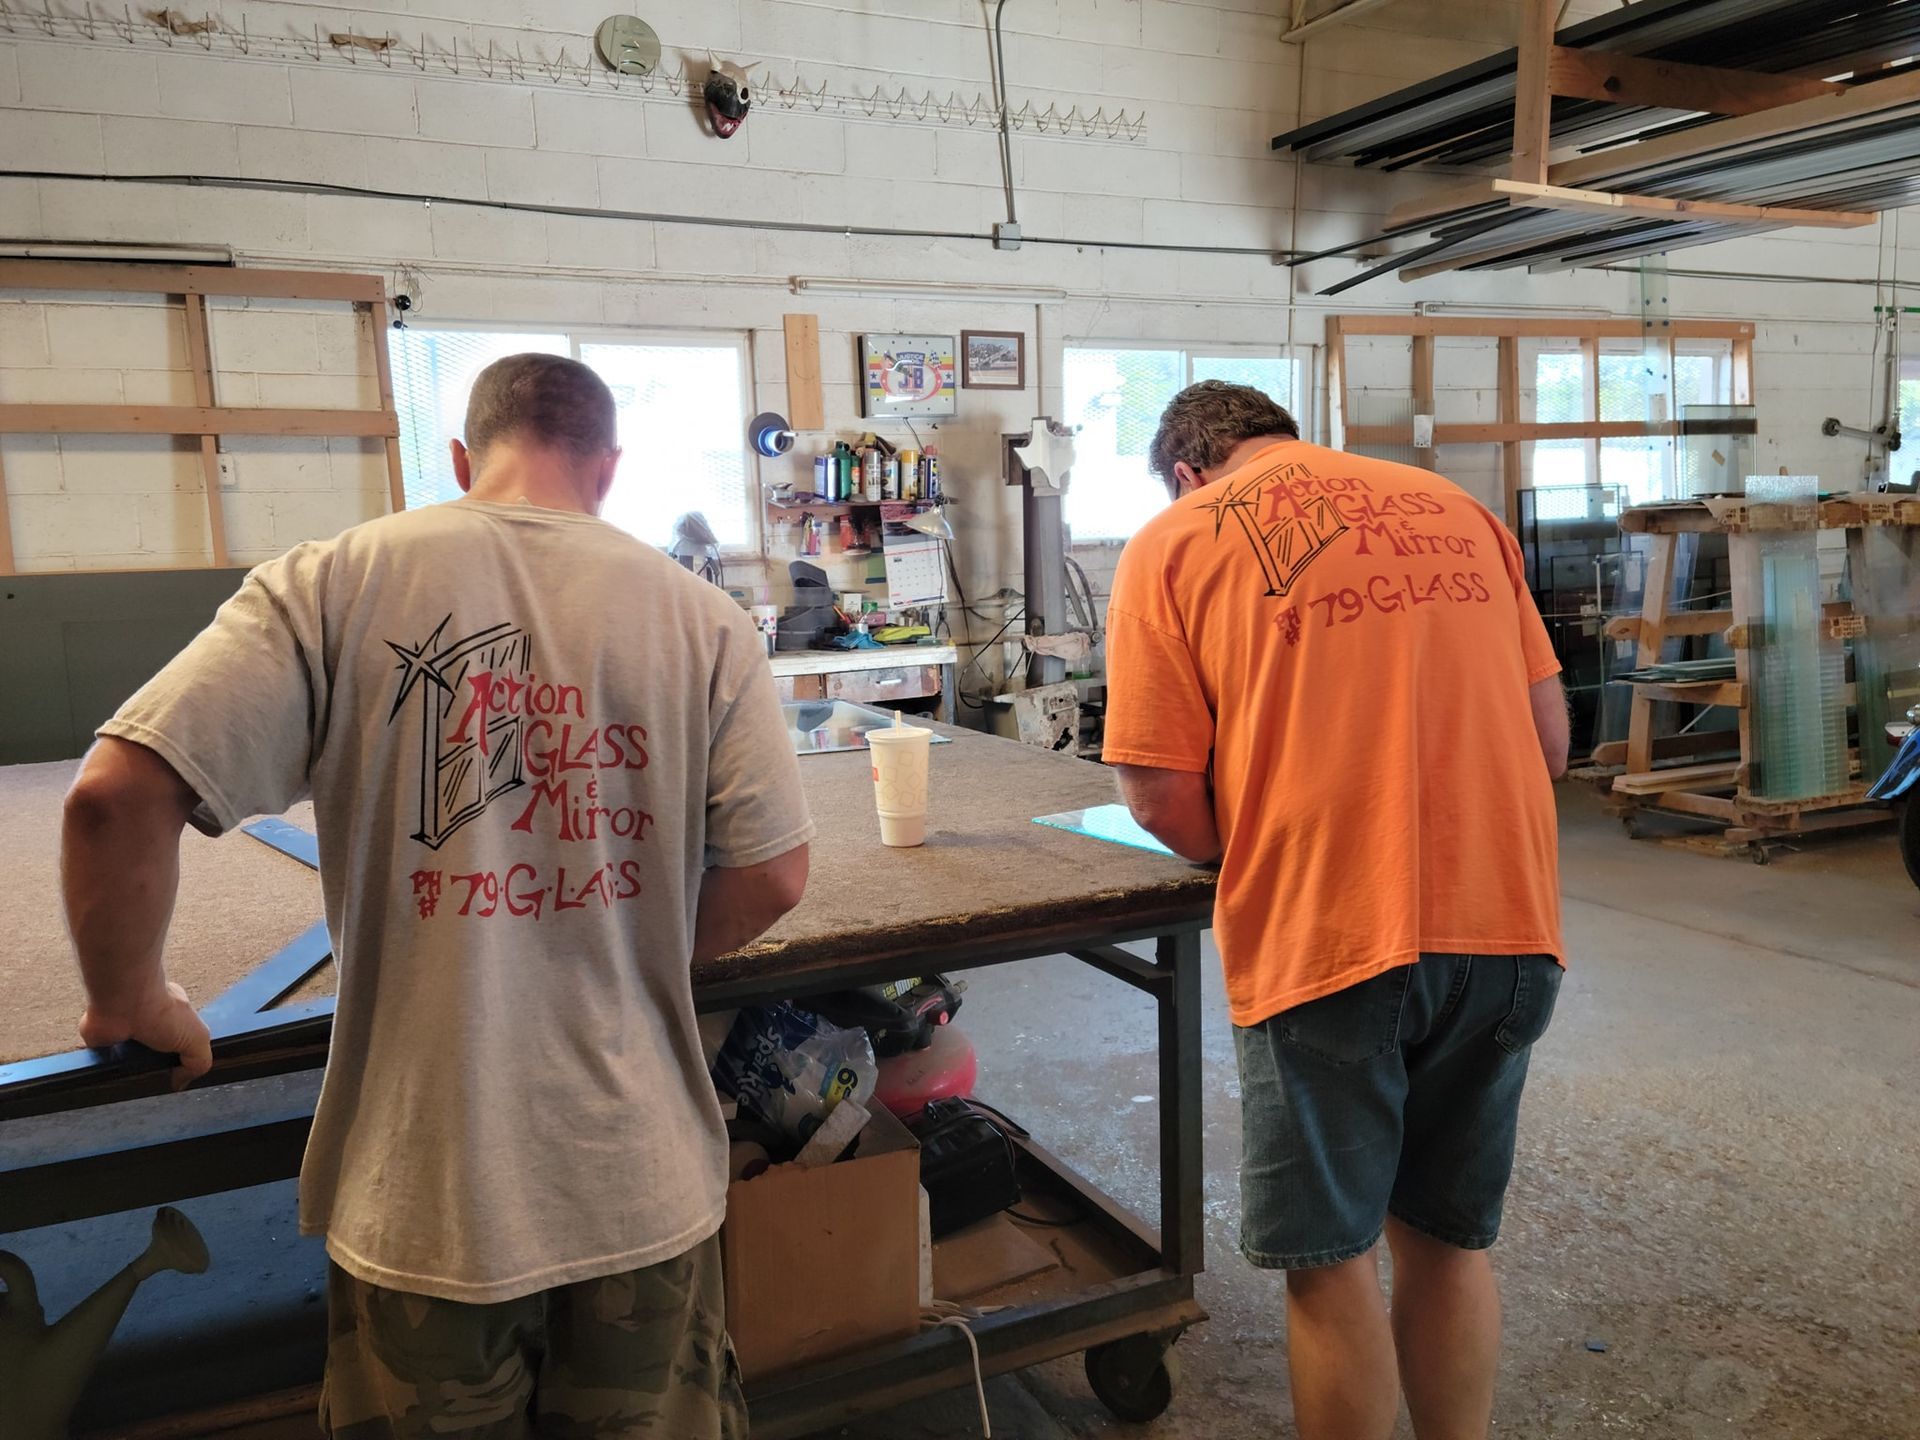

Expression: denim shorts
xmin=1234 ymin=953 xmax=1561 ymax=1270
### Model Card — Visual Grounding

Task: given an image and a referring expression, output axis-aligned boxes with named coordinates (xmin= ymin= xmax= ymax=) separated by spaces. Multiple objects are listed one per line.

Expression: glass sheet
xmin=1347 ymin=392 xmax=1417 ymax=467
xmin=1031 ymin=804 xmax=1176 ymax=857
xmin=1523 ymin=341 xmax=1589 ymax=492
xmin=783 ymin=700 xmax=953 ymax=756
xmin=1850 ymin=525 xmax=1920 ymax=783
xmin=1740 ymin=475 xmax=1850 ymax=801
xmin=1679 ymin=404 xmax=1756 ymax=498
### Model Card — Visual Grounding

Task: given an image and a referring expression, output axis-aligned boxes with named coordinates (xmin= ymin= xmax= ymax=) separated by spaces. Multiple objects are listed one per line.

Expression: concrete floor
xmin=15 ymin=787 xmax=1916 ymax=1437
xmin=824 ymin=787 xmax=1920 ymax=1440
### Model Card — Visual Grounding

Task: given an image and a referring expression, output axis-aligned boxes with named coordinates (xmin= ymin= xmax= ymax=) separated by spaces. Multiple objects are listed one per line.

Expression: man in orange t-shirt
xmin=1103 ymin=381 xmax=1568 ymax=1440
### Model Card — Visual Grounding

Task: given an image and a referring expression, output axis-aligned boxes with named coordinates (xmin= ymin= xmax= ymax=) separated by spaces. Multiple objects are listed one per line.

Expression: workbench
xmin=0 ymin=725 xmax=1215 ymax=1435
xmin=769 ymin=642 xmax=960 ymax=724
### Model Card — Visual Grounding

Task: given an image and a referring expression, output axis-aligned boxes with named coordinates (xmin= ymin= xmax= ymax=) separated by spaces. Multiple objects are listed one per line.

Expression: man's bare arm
xmin=1114 ymin=764 xmax=1222 ymax=864
xmin=1529 ymin=675 xmax=1571 ymax=780
xmin=692 ymin=843 xmax=811 ymax=965
xmin=62 ymin=737 xmax=213 ymax=1080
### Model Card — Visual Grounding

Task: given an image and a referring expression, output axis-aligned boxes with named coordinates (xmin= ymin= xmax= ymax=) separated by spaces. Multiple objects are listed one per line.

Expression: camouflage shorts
xmin=319 ymin=1234 xmax=747 ymax=1439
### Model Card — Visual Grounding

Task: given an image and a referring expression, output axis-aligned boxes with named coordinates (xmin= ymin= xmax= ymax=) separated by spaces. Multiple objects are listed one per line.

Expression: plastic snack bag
xmin=711 ymin=1002 xmax=879 ymax=1146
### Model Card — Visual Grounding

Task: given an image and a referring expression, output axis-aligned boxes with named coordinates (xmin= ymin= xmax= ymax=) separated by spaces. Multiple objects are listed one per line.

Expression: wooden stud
xmin=1591 ymin=731 xmax=1741 ymax=769
xmin=1606 ymin=609 xmax=1734 ymax=643
xmin=1624 ymin=530 xmax=1677 ymax=773
xmin=1324 ymin=317 xmax=1346 ymax=450
xmin=0 ymin=444 xmax=14 ymax=575
xmin=1625 ymin=679 xmax=1747 ymax=708
xmin=0 ymin=404 xmax=400 ymax=438
xmin=1492 ymin=178 xmax=1875 ymax=230
xmin=363 ymin=301 xmax=407 ymax=515
xmin=783 ymin=314 xmax=825 ymax=431
xmin=0 ymin=261 xmax=386 ymax=303
xmin=1511 ymin=0 xmax=1557 ymax=186
xmin=1612 ymin=761 xmax=1741 ymax=794
xmin=1410 ymin=333 xmax=1437 ymax=471
xmin=1498 ymin=335 xmax=1521 ymax=528
xmin=1544 ymin=47 xmax=1844 ymax=116
xmin=1641 ymin=789 xmax=1740 ymax=821
xmin=180 ymin=293 xmax=230 ymax=568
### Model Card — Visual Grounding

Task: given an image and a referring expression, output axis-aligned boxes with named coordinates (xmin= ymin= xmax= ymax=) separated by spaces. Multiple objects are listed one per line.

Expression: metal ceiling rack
xmin=1273 ymin=0 xmax=1920 ymax=293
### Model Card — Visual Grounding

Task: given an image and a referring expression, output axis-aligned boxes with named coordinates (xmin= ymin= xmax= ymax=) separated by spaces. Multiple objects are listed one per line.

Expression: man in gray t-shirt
xmin=61 ymin=354 xmax=813 ymax=1437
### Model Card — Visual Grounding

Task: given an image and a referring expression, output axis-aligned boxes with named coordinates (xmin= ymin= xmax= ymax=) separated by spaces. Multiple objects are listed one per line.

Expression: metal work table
xmin=0 ymin=727 xmax=1215 ymax=1433
xmin=768 ymin=642 xmax=960 ymax=724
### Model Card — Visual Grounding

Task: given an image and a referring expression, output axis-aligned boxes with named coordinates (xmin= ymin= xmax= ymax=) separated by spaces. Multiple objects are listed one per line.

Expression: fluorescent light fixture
xmin=790 ymin=276 xmax=1068 ymax=304
xmin=0 ymin=242 xmax=235 ymax=264
xmin=1414 ymin=300 xmax=1613 ymax=319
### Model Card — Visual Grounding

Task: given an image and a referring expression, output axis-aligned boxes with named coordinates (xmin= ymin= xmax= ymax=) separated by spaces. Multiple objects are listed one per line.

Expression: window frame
xmin=1526 ymin=338 xmax=1737 ymax=504
xmin=392 ymin=320 xmax=762 ymax=557
xmin=1060 ymin=338 xmax=1311 ymax=545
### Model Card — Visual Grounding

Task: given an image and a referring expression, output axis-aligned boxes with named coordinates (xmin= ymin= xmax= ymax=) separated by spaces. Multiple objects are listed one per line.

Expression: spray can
xmin=924 ymin=446 xmax=940 ymax=502
xmin=863 ymin=446 xmax=886 ymax=502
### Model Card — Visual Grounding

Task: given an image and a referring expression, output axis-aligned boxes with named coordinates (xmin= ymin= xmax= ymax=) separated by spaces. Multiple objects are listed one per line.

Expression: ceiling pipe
xmin=1284 ymin=0 xmax=1409 ymax=44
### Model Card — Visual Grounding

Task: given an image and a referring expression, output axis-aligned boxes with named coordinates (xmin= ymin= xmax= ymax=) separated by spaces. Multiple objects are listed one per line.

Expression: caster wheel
xmin=1085 ymin=1335 xmax=1180 ymax=1423
xmin=1749 ymin=844 xmax=1771 ymax=866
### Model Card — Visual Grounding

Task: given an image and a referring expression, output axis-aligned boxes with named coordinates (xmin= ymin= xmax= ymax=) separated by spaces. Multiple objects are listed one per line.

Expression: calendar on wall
xmin=881 ymin=509 xmax=947 ymax=608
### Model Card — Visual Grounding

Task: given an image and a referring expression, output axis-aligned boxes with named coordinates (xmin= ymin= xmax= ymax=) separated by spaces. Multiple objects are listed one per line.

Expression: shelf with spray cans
xmin=765 ymin=433 xmax=944 ymax=558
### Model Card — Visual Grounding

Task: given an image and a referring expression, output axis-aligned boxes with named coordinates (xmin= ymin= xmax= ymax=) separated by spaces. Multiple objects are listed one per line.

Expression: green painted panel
xmin=0 ymin=570 xmax=248 ymax=765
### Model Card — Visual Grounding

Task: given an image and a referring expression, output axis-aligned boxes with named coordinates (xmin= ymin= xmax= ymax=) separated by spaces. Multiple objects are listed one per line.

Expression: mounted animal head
xmin=703 ymin=53 xmax=759 ymax=138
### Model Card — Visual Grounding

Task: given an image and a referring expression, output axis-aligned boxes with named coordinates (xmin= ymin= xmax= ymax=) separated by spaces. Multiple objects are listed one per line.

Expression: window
xmin=1526 ymin=341 xmax=1734 ymax=508
xmin=391 ymin=326 xmax=755 ymax=550
xmin=1061 ymin=344 xmax=1302 ymax=542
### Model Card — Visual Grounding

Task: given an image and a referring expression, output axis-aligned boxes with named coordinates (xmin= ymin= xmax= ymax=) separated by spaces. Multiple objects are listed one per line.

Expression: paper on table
xmin=1032 ymin=803 xmax=1176 ymax=857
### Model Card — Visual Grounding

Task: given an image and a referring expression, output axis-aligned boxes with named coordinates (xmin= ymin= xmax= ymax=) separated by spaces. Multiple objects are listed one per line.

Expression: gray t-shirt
xmin=102 ymin=499 xmax=814 ymax=1303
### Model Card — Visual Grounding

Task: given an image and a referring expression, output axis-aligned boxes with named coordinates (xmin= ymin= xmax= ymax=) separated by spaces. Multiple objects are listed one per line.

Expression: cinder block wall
xmin=0 ymin=0 xmax=1908 ymax=680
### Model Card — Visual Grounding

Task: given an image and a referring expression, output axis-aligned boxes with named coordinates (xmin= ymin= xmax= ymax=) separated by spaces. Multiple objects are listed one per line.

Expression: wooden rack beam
xmin=0 ymin=405 xmax=400 ymax=439
xmin=0 ymin=260 xmax=401 ymax=576
xmin=0 ymin=262 xmax=386 ymax=304
xmin=1494 ymin=179 xmax=1875 ymax=230
xmin=1333 ymin=315 xmax=1755 ymax=340
xmin=1544 ymin=48 xmax=1845 ymax=115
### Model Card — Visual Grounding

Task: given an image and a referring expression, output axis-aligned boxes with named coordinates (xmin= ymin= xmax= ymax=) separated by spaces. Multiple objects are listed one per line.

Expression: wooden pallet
xmin=1607 ymin=495 xmax=1917 ymax=846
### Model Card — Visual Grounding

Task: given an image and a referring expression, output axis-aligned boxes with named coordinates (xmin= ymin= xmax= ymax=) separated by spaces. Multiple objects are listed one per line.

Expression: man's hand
xmin=63 ymin=737 xmax=203 ymax=1086
xmin=80 ymin=978 xmax=213 ymax=1086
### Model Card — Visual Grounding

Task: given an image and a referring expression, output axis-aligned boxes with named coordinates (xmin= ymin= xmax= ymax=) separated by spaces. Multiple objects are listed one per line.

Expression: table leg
xmin=1156 ymin=929 xmax=1205 ymax=1277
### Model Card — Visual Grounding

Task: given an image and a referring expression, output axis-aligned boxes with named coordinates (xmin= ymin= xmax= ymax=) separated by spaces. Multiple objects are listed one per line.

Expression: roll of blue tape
xmin=750 ymin=411 xmax=796 ymax=457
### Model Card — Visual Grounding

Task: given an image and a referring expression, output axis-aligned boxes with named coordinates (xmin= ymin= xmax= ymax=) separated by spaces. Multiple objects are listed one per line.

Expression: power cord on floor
xmin=924 ymin=1300 xmax=1003 ymax=1437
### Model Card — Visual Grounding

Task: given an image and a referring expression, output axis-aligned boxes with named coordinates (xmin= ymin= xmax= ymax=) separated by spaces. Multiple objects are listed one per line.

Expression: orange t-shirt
xmin=1103 ymin=440 xmax=1564 ymax=1027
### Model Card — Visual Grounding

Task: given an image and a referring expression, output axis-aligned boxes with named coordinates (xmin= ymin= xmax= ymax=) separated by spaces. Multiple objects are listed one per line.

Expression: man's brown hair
xmin=1148 ymin=380 xmax=1300 ymax=498
xmin=463 ymin=353 xmax=617 ymax=467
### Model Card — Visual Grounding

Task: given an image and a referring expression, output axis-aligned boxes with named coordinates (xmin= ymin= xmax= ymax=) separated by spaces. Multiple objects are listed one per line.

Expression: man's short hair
xmin=1149 ymin=380 xmax=1300 ymax=498
xmin=464 ymin=353 xmax=618 ymax=467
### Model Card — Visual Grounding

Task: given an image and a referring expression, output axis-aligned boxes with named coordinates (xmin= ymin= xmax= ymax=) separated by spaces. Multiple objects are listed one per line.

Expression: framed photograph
xmin=859 ymin=334 xmax=957 ymax=418
xmin=961 ymin=330 xmax=1026 ymax=390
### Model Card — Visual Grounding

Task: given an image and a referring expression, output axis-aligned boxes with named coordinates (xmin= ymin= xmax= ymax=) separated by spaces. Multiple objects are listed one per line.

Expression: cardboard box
xmin=722 ymin=1104 xmax=923 ymax=1379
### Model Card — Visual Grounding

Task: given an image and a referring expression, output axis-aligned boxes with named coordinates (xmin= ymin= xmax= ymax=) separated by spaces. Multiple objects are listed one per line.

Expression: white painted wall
xmin=0 ymin=0 xmax=1914 ymax=687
